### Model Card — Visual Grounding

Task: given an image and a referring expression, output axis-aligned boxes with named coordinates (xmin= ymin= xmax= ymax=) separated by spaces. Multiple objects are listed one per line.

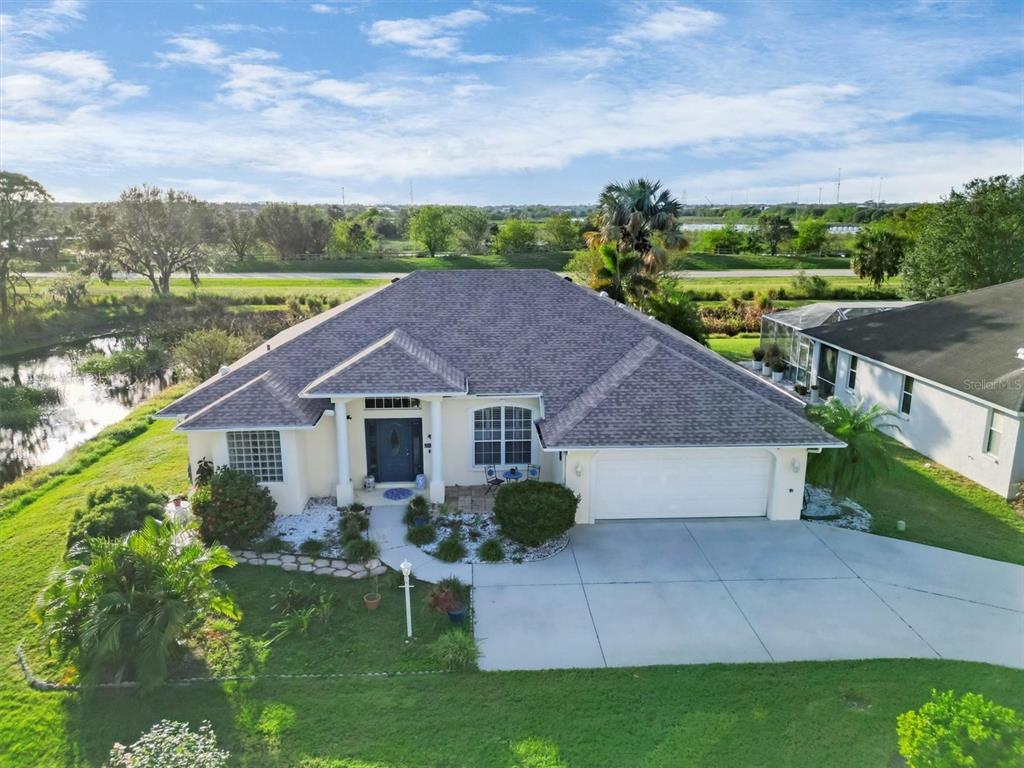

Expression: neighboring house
xmin=760 ymin=301 xmax=916 ymax=389
xmin=796 ymin=279 xmax=1023 ymax=499
xmin=158 ymin=270 xmax=840 ymax=523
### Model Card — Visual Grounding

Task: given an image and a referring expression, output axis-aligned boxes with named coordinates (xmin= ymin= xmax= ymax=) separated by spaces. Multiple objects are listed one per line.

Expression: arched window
xmin=473 ymin=406 xmax=533 ymax=466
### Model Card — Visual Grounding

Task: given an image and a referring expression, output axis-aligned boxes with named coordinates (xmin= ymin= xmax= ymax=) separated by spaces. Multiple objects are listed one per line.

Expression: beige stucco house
xmin=159 ymin=270 xmax=840 ymax=523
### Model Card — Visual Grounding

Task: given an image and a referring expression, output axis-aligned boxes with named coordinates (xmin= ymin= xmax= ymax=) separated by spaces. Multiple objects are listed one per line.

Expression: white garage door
xmin=590 ymin=448 xmax=773 ymax=520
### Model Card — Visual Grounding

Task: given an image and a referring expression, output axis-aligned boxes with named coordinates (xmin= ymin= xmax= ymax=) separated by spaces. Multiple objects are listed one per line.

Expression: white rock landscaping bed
xmin=267 ymin=497 xmax=344 ymax=556
xmin=420 ymin=508 xmax=569 ymax=564
xmin=801 ymin=484 xmax=872 ymax=532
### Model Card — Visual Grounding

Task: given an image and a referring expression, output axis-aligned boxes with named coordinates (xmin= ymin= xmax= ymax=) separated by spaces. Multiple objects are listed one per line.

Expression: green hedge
xmin=494 ymin=481 xmax=578 ymax=547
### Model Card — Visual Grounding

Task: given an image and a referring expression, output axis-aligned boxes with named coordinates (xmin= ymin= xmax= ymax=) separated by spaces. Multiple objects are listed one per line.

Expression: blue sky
xmin=1 ymin=0 xmax=1021 ymax=203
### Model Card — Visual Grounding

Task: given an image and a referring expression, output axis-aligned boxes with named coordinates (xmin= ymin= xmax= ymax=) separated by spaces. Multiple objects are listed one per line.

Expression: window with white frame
xmin=900 ymin=376 xmax=914 ymax=416
xmin=364 ymin=397 xmax=420 ymax=410
xmin=473 ymin=406 xmax=533 ymax=466
xmin=984 ymin=411 xmax=1005 ymax=455
xmin=227 ymin=430 xmax=283 ymax=482
xmin=846 ymin=356 xmax=858 ymax=391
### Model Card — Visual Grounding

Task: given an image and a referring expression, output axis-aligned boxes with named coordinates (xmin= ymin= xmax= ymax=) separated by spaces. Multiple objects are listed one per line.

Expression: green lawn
xmin=224 ymin=251 xmax=574 ymax=273
xmin=673 ymin=252 xmax=852 ymax=270
xmin=2 ymin=392 xmax=1023 ymax=767
xmin=708 ymin=334 xmax=761 ymax=362
xmin=851 ymin=437 xmax=1024 ymax=565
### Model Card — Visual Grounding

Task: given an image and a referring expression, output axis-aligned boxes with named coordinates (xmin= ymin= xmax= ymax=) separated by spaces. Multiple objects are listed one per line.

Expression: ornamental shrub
xmin=478 ymin=537 xmax=504 ymax=562
xmin=435 ymin=533 xmax=467 ymax=562
xmin=897 ymin=689 xmax=1024 ymax=768
xmin=406 ymin=523 xmax=437 ymax=546
xmin=107 ymin=719 xmax=229 ymax=768
xmin=191 ymin=466 xmax=276 ymax=548
xmin=430 ymin=630 xmax=478 ymax=671
xmin=494 ymin=481 xmax=578 ymax=547
xmin=343 ymin=537 xmax=380 ymax=563
xmin=67 ymin=483 xmax=167 ymax=547
xmin=403 ymin=495 xmax=429 ymax=525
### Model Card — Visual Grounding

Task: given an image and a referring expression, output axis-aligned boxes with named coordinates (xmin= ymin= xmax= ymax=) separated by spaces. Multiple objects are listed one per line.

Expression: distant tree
xmin=592 ymin=178 xmax=682 ymax=272
xmin=792 ymin=218 xmax=830 ymax=254
xmin=696 ymin=225 xmax=744 ymax=254
xmin=46 ymin=271 xmax=89 ymax=307
xmin=173 ymin=328 xmax=256 ymax=381
xmin=594 ymin=242 xmax=656 ymax=304
xmin=255 ymin=204 xmax=331 ymax=260
xmin=852 ymin=227 xmax=909 ymax=287
xmin=408 ymin=206 xmax=454 ymax=257
xmin=222 ymin=209 xmax=258 ymax=261
xmin=450 ymin=207 xmax=490 ymax=254
xmin=540 ymin=213 xmax=580 ymax=249
xmin=645 ymin=284 xmax=707 ymax=345
xmin=756 ymin=212 xmax=796 ymax=257
xmin=492 ymin=219 xmax=537 ymax=255
xmin=900 ymin=175 xmax=1024 ymax=300
xmin=0 ymin=172 xmax=53 ymax=324
xmin=76 ymin=186 xmax=218 ymax=296
xmin=328 ymin=219 xmax=373 ymax=255
xmin=566 ymin=248 xmax=605 ymax=286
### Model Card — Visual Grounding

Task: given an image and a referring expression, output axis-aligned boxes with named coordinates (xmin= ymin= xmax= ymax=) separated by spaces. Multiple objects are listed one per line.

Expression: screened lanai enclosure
xmin=759 ymin=302 xmax=915 ymax=393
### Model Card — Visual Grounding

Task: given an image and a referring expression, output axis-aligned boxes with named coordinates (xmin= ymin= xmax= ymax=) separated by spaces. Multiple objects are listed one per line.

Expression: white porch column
xmin=334 ymin=400 xmax=354 ymax=505
xmin=429 ymin=398 xmax=445 ymax=503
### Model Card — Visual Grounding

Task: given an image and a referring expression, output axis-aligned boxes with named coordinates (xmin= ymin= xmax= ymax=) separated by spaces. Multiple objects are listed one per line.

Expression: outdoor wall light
xmin=574 ymin=462 xmax=583 ymax=477
xmin=791 ymin=458 xmax=801 ymax=472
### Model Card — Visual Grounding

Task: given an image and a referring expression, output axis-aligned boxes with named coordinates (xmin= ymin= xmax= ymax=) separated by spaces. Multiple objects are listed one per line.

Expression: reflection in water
xmin=0 ymin=337 xmax=172 ymax=487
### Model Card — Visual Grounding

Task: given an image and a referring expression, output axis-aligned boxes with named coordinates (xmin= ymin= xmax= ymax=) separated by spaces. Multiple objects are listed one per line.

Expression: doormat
xmin=383 ymin=488 xmax=414 ymax=501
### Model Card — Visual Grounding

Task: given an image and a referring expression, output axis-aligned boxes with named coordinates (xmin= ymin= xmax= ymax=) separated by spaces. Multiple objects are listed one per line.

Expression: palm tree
xmin=806 ymin=399 xmax=898 ymax=500
xmin=36 ymin=517 xmax=238 ymax=687
xmin=591 ymin=178 xmax=683 ymax=273
xmin=594 ymin=243 xmax=657 ymax=304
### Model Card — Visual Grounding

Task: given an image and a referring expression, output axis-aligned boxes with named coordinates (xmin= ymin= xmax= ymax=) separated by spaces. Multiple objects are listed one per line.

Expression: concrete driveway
xmin=470 ymin=520 xmax=1024 ymax=671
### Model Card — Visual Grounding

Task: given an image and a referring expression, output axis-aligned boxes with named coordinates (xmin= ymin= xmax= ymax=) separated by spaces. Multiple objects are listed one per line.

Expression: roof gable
xmin=301 ymin=329 xmax=467 ymax=397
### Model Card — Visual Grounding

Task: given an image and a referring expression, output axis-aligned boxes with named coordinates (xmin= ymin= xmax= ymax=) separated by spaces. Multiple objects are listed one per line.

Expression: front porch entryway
xmin=365 ymin=417 xmax=423 ymax=482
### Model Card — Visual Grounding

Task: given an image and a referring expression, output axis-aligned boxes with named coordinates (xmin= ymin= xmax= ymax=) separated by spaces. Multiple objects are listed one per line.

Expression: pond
xmin=0 ymin=336 xmax=173 ymax=487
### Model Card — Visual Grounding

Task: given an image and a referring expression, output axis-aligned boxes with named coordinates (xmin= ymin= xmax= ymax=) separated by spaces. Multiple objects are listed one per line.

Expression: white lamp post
xmin=400 ymin=559 xmax=413 ymax=639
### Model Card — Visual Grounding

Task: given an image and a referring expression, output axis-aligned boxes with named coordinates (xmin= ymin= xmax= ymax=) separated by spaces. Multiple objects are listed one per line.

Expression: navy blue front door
xmin=369 ymin=419 xmax=418 ymax=482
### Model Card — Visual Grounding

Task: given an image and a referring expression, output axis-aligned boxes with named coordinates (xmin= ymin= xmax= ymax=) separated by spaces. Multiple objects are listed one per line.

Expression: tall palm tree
xmin=36 ymin=517 xmax=238 ymax=687
xmin=593 ymin=178 xmax=683 ymax=273
xmin=594 ymin=243 xmax=657 ymax=304
xmin=806 ymin=399 xmax=898 ymax=500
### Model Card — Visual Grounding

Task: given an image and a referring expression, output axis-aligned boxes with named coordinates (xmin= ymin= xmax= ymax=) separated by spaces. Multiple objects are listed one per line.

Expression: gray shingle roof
xmin=176 ymin=372 xmax=328 ymax=430
xmin=301 ymin=328 xmax=467 ymax=397
xmin=159 ymin=270 xmax=839 ymax=448
xmin=802 ymin=278 xmax=1024 ymax=412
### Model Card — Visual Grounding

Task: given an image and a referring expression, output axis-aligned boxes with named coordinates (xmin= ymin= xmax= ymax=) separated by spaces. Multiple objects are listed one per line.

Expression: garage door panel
xmin=591 ymin=449 xmax=771 ymax=519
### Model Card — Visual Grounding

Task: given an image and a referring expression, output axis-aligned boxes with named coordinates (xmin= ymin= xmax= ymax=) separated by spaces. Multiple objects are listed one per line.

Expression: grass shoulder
xmin=223 ymin=251 xmax=573 ymax=273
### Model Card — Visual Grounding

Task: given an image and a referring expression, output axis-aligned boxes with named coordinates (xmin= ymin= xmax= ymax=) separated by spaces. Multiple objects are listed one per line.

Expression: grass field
xmin=708 ymin=334 xmax=761 ymax=362
xmin=674 ymin=252 xmax=851 ymax=270
xmin=2 ymin=392 xmax=1023 ymax=766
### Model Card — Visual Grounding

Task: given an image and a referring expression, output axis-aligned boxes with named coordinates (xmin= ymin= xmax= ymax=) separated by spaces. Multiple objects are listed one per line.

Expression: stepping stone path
xmin=229 ymin=550 xmax=387 ymax=578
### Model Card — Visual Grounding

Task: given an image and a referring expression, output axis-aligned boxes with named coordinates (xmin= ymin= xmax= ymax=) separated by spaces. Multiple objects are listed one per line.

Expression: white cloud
xmin=610 ymin=3 xmax=723 ymax=46
xmin=310 ymin=3 xmax=337 ymax=14
xmin=365 ymin=8 xmax=500 ymax=62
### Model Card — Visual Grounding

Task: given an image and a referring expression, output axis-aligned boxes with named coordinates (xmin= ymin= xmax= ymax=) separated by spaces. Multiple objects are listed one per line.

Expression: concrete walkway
xmin=369 ymin=509 xmax=1023 ymax=672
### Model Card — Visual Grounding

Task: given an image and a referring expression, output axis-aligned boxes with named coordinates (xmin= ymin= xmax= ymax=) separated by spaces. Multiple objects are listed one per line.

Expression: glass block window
xmin=227 ymin=430 xmax=283 ymax=483
xmin=473 ymin=406 xmax=533 ymax=466
xmin=364 ymin=397 xmax=421 ymax=409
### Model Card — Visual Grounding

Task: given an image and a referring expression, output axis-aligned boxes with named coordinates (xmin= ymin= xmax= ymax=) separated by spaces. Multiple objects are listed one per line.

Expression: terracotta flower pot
xmin=363 ymin=592 xmax=381 ymax=611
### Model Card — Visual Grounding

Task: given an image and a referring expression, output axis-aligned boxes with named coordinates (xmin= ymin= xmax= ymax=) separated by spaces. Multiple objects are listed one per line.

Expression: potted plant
xmin=363 ymin=574 xmax=381 ymax=611
xmin=771 ymin=359 xmax=787 ymax=382
xmin=794 ymin=383 xmax=809 ymax=396
xmin=427 ymin=577 xmax=469 ymax=624
xmin=810 ymin=384 xmax=820 ymax=404
xmin=751 ymin=346 xmax=766 ymax=372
